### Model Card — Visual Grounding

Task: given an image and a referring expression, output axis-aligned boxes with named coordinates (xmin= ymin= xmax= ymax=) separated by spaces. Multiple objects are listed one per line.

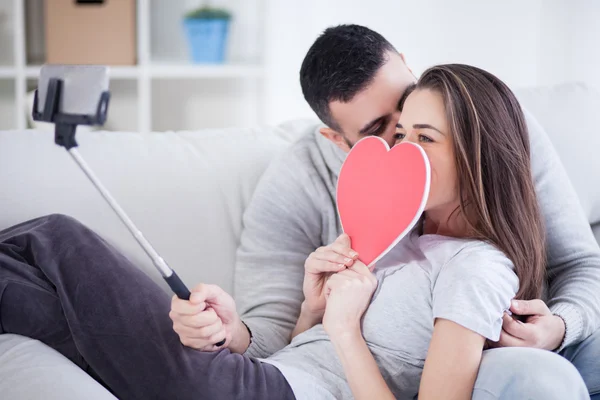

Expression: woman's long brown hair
xmin=414 ymin=64 xmax=546 ymax=300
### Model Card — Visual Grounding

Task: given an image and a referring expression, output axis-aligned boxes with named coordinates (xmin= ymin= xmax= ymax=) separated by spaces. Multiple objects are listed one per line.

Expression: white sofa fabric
xmin=0 ymin=83 xmax=599 ymax=399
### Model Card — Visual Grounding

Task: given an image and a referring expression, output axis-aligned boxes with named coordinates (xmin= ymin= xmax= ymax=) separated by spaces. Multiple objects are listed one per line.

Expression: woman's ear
xmin=320 ymin=127 xmax=352 ymax=153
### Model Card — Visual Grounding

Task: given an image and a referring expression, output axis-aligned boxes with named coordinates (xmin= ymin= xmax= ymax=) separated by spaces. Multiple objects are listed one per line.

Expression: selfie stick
xmin=32 ymin=76 xmax=226 ymax=347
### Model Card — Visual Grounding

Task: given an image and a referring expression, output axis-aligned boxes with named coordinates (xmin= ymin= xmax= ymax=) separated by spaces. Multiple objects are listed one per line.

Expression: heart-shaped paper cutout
xmin=337 ymin=137 xmax=430 ymax=266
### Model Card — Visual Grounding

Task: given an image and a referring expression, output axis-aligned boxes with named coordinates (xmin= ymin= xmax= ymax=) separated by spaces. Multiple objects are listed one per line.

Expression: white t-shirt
xmin=262 ymin=230 xmax=519 ymax=399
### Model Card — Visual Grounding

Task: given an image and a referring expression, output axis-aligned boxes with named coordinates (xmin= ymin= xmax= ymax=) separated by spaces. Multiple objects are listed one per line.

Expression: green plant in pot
xmin=183 ymin=5 xmax=232 ymax=64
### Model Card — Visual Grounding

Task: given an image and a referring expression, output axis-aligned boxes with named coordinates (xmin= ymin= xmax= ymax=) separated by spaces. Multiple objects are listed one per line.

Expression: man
xmin=171 ymin=24 xmax=600 ymax=398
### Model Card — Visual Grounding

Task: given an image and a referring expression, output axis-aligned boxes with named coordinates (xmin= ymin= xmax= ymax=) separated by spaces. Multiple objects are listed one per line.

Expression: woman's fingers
xmin=313 ymin=249 xmax=355 ymax=266
xmin=329 ymin=241 xmax=359 ymax=259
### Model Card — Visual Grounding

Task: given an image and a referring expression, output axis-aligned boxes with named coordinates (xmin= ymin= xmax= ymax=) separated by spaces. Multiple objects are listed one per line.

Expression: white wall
xmin=569 ymin=0 xmax=600 ymax=92
xmin=262 ymin=0 xmax=598 ymax=125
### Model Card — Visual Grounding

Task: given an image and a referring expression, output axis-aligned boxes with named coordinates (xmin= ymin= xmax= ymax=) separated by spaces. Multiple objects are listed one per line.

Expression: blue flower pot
xmin=183 ymin=19 xmax=230 ymax=64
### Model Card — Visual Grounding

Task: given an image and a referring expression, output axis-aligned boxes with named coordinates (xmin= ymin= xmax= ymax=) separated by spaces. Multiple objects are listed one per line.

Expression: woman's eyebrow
xmin=395 ymin=123 xmax=445 ymax=136
xmin=413 ymin=124 xmax=445 ymax=135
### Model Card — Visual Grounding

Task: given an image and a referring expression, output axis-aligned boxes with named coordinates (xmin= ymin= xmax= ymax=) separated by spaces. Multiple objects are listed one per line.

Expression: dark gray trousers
xmin=0 ymin=214 xmax=295 ymax=400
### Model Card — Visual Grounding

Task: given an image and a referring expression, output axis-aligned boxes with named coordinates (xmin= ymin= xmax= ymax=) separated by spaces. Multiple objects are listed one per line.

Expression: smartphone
xmin=37 ymin=65 xmax=109 ymax=116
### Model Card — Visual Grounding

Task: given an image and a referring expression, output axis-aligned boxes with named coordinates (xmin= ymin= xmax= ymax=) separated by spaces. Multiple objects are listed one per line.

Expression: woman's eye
xmin=419 ymin=135 xmax=433 ymax=143
xmin=394 ymin=132 xmax=405 ymax=141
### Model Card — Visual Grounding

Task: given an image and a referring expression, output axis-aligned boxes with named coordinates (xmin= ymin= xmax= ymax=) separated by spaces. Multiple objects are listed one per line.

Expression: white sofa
xmin=0 ymin=83 xmax=599 ymax=399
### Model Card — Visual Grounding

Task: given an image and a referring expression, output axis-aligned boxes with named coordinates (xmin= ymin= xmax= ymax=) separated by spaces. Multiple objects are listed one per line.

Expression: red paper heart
xmin=337 ymin=137 xmax=430 ymax=266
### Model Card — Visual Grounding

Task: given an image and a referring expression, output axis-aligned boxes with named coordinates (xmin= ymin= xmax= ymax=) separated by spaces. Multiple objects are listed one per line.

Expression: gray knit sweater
xmin=234 ymin=110 xmax=600 ymax=357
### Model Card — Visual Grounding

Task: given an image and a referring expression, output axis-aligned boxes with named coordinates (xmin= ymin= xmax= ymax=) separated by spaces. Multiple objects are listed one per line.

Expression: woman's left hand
xmin=323 ymin=261 xmax=378 ymax=339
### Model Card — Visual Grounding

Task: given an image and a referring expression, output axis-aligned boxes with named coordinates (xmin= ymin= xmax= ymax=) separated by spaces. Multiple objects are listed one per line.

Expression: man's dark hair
xmin=300 ymin=24 xmax=397 ymax=131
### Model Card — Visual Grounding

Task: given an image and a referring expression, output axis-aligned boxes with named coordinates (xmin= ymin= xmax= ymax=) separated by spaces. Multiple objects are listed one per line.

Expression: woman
xmin=272 ymin=64 xmax=548 ymax=399
xmin=0 ymin=64 xmax=560 ymax=399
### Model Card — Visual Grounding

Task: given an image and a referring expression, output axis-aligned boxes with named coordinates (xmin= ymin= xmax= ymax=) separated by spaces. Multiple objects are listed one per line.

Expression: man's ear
xmin=320 ymin=127 xmax=351 ymax=152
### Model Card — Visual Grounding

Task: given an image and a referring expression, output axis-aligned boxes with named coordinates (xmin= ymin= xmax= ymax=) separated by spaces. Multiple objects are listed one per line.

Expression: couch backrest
xmin=0 ymin=121 xmax=316 ymax=293
xmin=516 ymin=83 xmax=600 ymax=241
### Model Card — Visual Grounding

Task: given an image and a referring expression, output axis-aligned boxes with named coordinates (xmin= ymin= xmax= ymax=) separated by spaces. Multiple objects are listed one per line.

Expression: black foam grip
xmin=165 ymin=272 xmax=191 ymax=300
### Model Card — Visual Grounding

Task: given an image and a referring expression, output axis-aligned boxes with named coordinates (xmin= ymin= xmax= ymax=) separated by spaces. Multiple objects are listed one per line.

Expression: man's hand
xmin=303 ymin=234 xmax=359 ymax=317
xmin=491 ymin=299 xmax=566 ymax=351
xmin=169 ymin=283 xmax=250 ymax=353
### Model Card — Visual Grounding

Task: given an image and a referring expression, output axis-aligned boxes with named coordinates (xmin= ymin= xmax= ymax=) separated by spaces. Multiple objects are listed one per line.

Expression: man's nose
xmin=382 ymin=130 xmax=398 ymax=148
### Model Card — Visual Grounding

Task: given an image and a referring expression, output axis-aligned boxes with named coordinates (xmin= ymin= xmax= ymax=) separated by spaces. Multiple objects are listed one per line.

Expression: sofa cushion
xmin=516 ymin=83 xmax=600 ymax=226
xmin=593 ymin=223 xmax=600 ymax=246
xmin=0 ymin=334 xmax=115 ymax=399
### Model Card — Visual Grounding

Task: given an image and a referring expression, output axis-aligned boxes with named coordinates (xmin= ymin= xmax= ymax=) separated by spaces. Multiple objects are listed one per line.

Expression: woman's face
xmin=394 ymin=88 xmax=459 ymax=214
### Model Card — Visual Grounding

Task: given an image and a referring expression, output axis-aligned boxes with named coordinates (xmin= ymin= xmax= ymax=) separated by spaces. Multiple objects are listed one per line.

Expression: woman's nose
xmin=403 ymin=133 xmax=419 ymax=144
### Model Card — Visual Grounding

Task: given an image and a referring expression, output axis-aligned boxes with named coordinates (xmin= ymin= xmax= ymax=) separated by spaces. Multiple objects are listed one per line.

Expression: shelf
xmin=3 ymin=0 xmax=266 ymax=132
xmin=25 ymin=65 xmax=140 ymax=80
xmin=0 ymin=67 xmax=16 ymax=79
xmin=22 ymin=63 xmax=264 ymax=80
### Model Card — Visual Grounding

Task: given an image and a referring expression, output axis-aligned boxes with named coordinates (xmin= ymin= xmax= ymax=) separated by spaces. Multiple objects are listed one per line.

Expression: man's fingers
xmin=501 ymin=313 xmax=529 ymax=340
xmin=184 ymin=309 xmax=220 ymax=328
xmin=511 ymin=299 xmax=550 ymax=316
xmin=201 ymin=331 xmax=231 ymax=352
xmin=174 ymin=319 xmax=222 ymax=338
xmin=495 ymin=329 xmax=528 ymax=348
xmin=170 ymin=308 xmax=219 ymax=329
xmin=190 ymin=283 xmax=224 ymax=304
xmin=171 ymin=295 xmax=206 ymax=315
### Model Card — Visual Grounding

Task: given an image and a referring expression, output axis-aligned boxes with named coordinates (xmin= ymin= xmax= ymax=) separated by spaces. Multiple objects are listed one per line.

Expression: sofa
xmin=0 ymin=82 xmax=599 ymax=399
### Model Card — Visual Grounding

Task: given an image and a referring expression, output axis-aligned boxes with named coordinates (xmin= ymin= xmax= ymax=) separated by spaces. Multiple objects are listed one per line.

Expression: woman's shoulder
xmin=419 ymin=234 xmax=515 ymax=276
xmin=451 ymin=239 xmax=512 ymax=265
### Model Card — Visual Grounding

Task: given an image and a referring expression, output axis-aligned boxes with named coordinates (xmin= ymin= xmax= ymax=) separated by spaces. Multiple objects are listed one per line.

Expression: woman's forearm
xmin=291 ymin=302 xmax=322 ymax=339
xmin=331 ymin=328 xmax=395 ymax=400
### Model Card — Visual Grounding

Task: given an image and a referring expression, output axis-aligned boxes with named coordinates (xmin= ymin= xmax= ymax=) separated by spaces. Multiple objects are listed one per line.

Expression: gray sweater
xmin=234 ymin=110 xmax=600 ymax=358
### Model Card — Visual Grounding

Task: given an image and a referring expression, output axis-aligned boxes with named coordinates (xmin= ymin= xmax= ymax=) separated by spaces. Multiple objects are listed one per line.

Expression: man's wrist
xmin=551 ymin=314 xmax=567 ymax=351
xmin=549 ymin=303 xmax=583 ymax=351
xmin=229 ymin=316 xmax=251 ymax=354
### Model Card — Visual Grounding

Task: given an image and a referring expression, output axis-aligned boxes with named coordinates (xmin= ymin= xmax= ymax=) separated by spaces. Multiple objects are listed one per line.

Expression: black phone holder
xmin=32 ymin=78 xmax=111 ymax=150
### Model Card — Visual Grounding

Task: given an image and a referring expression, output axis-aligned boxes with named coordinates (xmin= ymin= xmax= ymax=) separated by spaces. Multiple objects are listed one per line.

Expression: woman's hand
xmin=303 ymin=234 xmax=359 ymax=317
xmin=323 ymin=260 xmax=377 ymax=340
xmin=322 ymin=262 xmax=394 ymax=400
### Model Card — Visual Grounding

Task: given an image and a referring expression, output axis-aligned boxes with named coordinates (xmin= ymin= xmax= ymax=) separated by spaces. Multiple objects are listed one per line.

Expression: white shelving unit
xmin=0 ymin=0 xmax=265 ymax=133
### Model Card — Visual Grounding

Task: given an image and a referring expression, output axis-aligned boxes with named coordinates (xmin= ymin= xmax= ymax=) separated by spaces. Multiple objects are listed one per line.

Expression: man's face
xmin=324 ymin=52 xmax=416 ymax=151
